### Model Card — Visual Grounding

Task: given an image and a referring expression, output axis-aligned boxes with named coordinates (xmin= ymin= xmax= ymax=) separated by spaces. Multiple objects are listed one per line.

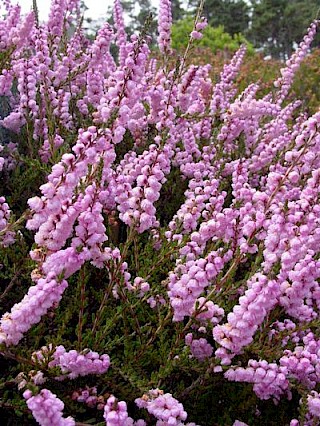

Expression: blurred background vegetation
xmin=94 ymin=0 xmax=320 ymax=114
xmin=98 ymin=0 xmax=320 ymax=60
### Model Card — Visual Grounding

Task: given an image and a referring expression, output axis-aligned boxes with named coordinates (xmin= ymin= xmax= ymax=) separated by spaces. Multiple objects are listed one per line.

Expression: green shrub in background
xmin=171 ymin=17 xmax=254 ymax=55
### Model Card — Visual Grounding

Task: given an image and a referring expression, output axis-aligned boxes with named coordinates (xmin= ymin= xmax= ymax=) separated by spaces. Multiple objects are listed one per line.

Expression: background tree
xmin=133 ymin=0 xmax=157 ymax=32
xmin=171 ymin=0 xmax=185 ymax=21
xmin=249 ymin=0 xmax=320 ymax=59
xmin=188 ymin=0 xmax=250 ymax=36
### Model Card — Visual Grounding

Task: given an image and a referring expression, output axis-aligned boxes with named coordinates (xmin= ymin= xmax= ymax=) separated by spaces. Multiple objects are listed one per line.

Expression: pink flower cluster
xmin=190 ymin=18 xmax=208 ymax=40
xmin=185 ymin=333 xmax=213 ymax=361
xmin=158 ymin=0 xmax=172 ymax=54
xmin=274 ymin=21 xmax=318 ymax=103
xmin=72 ymin=386 xmax=105 ymax=410
xmin=52 ymin=347 xmax=110 ymax=379
xmin=169 ymin=249 xmax=231 ymax=322
xmin=307 ymin=391 xmax=320 ymax=418
xmin=32 ymin=345 xmax=110 ymax=380
xmin=213 ymin=274 xmax=280 ymax=364
xmin=0 ymin=196 xmax=15 ymax=247
xmin=135 ymin=389 xmax=187 ymax=425
xmin=225 ymin=359 xmax=289 ymax=401
xmin=0 ymin=273 xmax=68 ymax=346
xmin=115 ymin=144 xmax=172 ymax=233
xmin=104 ymin=395 xmax=146 ymax=426
xmin=280 ymin=332 xmax=320 ymax=389
xmin=23 ymin=388 xmax=75 ymax=426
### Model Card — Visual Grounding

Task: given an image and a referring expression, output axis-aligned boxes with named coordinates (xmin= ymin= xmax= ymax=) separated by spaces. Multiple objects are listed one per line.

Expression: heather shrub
xmin=0 ymin=1 xmax=320 ymax=426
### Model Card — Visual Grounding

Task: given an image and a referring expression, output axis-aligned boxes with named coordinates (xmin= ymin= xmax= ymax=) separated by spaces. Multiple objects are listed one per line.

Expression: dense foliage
xmin=0 ymin=1 xmax=320 ymax=425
